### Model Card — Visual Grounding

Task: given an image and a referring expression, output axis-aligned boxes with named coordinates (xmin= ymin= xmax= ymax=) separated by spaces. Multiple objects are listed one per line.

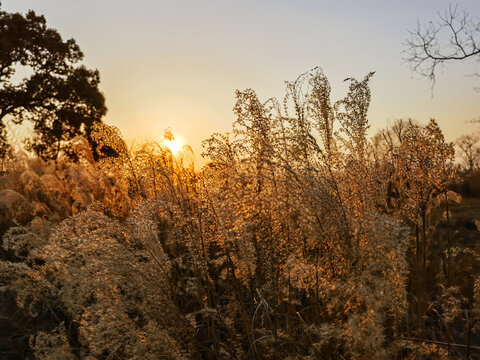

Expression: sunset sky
xmin=3 ymin=0 xmax=479 ymax=157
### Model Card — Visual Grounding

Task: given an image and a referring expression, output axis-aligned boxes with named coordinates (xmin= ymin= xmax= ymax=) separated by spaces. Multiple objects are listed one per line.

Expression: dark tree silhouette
xmin=404 ymin=5 xmax=480 ymax=92
xmin=0 ymin=6 xmax=107 ymax=159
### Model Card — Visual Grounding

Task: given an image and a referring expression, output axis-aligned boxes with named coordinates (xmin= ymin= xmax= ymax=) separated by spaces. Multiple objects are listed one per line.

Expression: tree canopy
xmin=0 ymin=6 xmax=106 ymax=159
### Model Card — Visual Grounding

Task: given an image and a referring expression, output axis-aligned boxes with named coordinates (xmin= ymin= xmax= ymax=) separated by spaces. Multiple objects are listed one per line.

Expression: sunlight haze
xmin=3 ymin=0 xmax=479 ymax=155
xmin=2 ymin=2 xmax=480 ymax=357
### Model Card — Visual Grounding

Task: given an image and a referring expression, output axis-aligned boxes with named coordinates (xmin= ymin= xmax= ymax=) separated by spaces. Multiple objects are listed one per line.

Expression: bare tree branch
xmin=404 ymin=5 xmax=480 ymax=93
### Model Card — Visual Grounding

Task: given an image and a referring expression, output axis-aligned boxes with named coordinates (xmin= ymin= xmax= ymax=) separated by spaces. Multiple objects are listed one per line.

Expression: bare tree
xmin=404 ymin=5 xmax=480 ymax=92
xmin=456 ymin=133 xmax=480 ymax=172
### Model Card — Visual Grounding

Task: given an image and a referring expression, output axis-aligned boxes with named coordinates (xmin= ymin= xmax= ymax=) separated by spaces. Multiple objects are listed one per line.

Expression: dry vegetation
xmin=1 ymin=69 xmax=480 ymax=359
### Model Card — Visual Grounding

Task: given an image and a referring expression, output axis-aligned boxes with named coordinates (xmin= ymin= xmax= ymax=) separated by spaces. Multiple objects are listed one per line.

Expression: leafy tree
xmin=0 ymin=6 xmax=106 ymax=159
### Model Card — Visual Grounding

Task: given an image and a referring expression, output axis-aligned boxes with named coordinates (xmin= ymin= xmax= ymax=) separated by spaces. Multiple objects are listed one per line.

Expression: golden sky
xmin=3 ymin=0 xmax=480 ymax=157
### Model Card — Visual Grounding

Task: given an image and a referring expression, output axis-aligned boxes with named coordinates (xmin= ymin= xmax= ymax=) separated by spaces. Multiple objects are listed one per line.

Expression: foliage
xmin=0 ymin=6 xmax=106 ymax=159
xmin=0 ymin=68 xmax=472 ymax=359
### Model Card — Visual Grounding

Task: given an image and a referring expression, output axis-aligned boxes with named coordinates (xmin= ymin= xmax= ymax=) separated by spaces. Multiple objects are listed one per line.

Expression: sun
xmin=163 ymin=128 xmax=186 ymax=155
xmin=164 ymin=138 xmax=184 ymax=155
